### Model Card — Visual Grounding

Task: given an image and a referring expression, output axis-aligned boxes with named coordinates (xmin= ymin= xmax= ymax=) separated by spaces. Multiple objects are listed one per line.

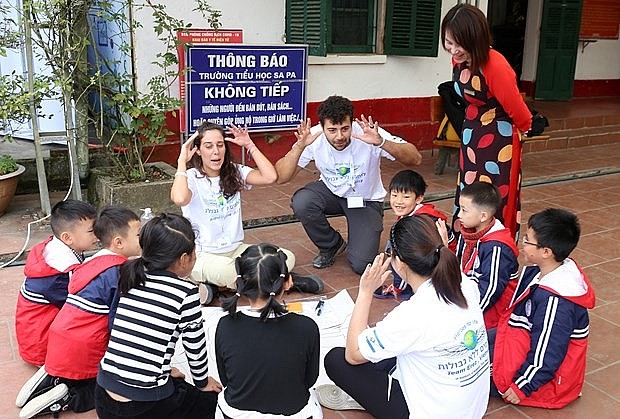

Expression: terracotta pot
xmin=0 ymin=164 xmax=26 ymax=216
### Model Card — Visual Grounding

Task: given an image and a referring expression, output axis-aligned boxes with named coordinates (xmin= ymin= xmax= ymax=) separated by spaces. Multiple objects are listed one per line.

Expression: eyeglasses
xmin=522 ymin=237 xmax=543 ymax=248
xmin=385 ymin=247 xmax=394 ymax=258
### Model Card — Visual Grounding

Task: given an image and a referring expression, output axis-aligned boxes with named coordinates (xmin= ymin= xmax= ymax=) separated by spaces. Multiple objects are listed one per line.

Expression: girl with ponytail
xmin=215 ymin=243 xmax=322 ymax=418
xmin=95 ymin=213 xmax=220 ymax=419
xmin=322 ymin=215 xmax=490 ymax=418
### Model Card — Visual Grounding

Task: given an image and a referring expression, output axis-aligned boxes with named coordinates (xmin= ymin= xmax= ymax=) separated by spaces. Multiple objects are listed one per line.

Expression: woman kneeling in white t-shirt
xmin=171 ymin=122 xmax=323 ymax=301
xmin=322 ymin=215 xmax=490 ymax=418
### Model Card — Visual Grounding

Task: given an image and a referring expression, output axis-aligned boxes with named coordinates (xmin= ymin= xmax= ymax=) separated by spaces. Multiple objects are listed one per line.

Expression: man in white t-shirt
xmin=275 ymin=96 xmax=422 ymax=274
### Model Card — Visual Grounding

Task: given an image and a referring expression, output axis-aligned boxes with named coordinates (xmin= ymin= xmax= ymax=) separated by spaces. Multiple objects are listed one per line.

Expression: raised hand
xmin=179 ymin=131 xmax=199 ymax=164
xmin=355 ymin=114 xmax=383 ymax=146
xmin=359 ymin=253 xmax=392 ymax=295
xmin=226 ymin=123 xmax=254 ymax=148
xmin=294 ymin=118 xmax=322 ymax=147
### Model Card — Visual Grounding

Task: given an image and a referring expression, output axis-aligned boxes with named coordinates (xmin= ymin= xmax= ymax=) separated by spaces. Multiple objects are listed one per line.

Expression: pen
xmin=315 ymin=300 xmax=324 ymax=316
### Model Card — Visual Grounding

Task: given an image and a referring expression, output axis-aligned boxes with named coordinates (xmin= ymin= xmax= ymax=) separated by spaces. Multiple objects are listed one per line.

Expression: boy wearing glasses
xmin=455 ymin=181 xmax=519 ymax=329
xmin=491 ymin=208 xmax=595 ymax=408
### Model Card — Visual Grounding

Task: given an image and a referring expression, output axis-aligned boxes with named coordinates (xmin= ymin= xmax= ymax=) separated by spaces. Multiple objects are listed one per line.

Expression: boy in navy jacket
xmin=15 ymin=200 xmax=97 ymax=366
xmin=492 ymin=208 xmax=595 ymax=408
xmin=455 ymin=181 xmax=519 ymax=328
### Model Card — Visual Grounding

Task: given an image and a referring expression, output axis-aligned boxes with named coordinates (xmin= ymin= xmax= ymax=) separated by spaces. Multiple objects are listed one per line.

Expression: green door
xmin=535 ymin=0 xmax=582 ymax=100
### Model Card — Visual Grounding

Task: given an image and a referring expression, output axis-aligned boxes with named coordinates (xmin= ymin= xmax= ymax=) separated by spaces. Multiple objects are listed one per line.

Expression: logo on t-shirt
xmin=336 ymin=166 xmax=350 ymax=176
xmin=463 ymin=330 xmax=478 ymax=350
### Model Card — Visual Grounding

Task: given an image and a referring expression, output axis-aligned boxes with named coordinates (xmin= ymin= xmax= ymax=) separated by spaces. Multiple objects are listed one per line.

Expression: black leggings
xmin=324 ymin=347 xmax=409 ymax=419
xmin=94 ymin=378 xmax=217 ymax=419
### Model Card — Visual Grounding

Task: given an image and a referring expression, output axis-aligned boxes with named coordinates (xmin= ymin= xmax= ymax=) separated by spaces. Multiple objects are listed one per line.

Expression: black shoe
xmin=312 ymin=235 xmax=347 ymax=269
xmin=290 ymin=273 xmax=324 ymax=294
xmin=16 ymin=366 xmax=62 ymax=408
xmin=19 ymin=383 xmax=71 ymax=418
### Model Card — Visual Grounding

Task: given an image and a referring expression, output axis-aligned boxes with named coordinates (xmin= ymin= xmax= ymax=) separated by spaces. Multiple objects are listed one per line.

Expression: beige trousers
xmin=191 ymin=243 xmax=296 ymax=289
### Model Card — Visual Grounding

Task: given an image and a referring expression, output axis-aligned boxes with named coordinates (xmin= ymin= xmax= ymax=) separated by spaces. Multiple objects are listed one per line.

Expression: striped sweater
xmin=97 ymin=270 xmax=208 ymax=402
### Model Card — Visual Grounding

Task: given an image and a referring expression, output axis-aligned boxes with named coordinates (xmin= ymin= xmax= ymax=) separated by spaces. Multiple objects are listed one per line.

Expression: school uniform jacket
xmin=15 ymin=236 xmax=80 ymax=366
xmin=409 ymin=204 xmax=456 ymax=250
xmin=456 ymin=219 xmax=519 ymax=328
xmin=493 ymin=258 xmax=595 ymax=408
xmin=45 ymin=253 xmax=127 ymax=380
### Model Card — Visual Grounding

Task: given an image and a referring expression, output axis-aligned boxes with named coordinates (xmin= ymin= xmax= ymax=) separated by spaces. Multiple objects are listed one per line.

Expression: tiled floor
xmin=1 ymin=140 xmax=620 ymax=417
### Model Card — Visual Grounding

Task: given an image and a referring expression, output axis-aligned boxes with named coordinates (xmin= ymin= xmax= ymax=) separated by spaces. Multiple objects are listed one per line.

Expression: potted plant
xmin=0 ymin=154 xmax=26 ymax=216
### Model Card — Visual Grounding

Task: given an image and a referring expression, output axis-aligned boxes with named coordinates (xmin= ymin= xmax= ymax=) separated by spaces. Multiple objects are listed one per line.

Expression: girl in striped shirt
xmin=95 ymin=213 xmax=220 ymax=419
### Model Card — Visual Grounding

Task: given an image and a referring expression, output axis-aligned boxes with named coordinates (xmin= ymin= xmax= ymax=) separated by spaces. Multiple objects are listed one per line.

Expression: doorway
xmin=487 ymin=0 xmax=529 ymax=89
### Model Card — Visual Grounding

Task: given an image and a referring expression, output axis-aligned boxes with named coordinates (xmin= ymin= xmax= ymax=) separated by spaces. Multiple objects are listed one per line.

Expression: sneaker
xmin=19 ymin=383 xmax=70 ymax=419
xmin=315 ymin=384 xmax=364 ymax=411
xmin=373 ymin=283 xmax=413 ymax=300
xmin=15 ymin=366 xmax=61 ymax=408
xmin=312 ymin=235 xmax=347 ymax=269
xmin=290 ymin=273 xmax=324 ymax=294
xmin=198 ymin=283 xmax=217 ymax=306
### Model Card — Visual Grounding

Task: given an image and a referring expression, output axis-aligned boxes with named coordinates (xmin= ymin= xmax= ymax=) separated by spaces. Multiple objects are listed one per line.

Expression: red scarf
xmin=459 ymin=219 xmax=495 ymax=273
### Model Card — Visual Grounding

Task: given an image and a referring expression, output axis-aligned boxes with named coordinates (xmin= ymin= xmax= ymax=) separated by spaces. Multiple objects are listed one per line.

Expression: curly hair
xmin=188 ymin=122 xmax=244 ymax=198
xmin=317 ymin=95 xmax=354 ymax=126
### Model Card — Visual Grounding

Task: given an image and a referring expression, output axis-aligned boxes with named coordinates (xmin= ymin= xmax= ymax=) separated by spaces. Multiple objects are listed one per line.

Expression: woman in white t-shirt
xmin=321 ymin=215 xmax=490 ymax=418
xmin=171 ymin=122 xmax=323 ymax=301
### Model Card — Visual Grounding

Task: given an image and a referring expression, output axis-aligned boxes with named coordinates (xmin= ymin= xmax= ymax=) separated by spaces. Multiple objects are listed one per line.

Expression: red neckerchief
xmin=460 ymin=219 xmax=495 ymax=273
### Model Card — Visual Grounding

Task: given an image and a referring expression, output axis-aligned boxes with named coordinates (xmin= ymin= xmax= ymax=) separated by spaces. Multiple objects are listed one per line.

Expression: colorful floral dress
xmin=452 ymin=49 xmax=532 ymax=239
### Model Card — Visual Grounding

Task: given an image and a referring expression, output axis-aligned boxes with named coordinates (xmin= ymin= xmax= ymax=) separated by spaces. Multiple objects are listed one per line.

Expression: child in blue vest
xmin=15 ymin=200 xmax=97 ymax=366
xmin=492 ymin=208 xmax=595 ymax=408
xmin=16 ymin=206 xmax=141 ymax=417
xmin=454 ymin=181 xmax=519 ymax=329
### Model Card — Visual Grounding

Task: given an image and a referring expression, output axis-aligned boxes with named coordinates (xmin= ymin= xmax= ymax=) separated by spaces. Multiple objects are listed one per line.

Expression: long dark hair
xmin=188 ymin=121 xmax=244 ymax=198
xmin=391 ymin=215 xmax=467 ymax=308
xmin=221 ymin=243 xmax=289 ymax=321
xmin=119 ymin=213 xmax=195 ymax=294
xmin=441 ymin=4 xmax=492 ymax=74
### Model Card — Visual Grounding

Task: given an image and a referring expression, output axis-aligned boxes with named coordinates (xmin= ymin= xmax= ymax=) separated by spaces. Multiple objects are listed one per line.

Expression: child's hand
xmin=202 ymin=376 xmax=223 ymax=393
xmin=436 ymin=219 xmax=449 ymax=246
xmin=502 ymin=387 xmax=521 ymax=404
xmin=359 ymin=253 xmax=391 ymax=295
xmin=170 ymin=367 xmax=185 ymax=379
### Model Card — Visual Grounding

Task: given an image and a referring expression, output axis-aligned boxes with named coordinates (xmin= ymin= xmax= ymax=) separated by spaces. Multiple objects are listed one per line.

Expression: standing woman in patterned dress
xmin=441 ymin=4 xmax=532 ymax=240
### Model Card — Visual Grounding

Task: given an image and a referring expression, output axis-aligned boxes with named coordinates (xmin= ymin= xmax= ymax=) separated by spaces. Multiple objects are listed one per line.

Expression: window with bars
xmin=286 ymin=0 xmax=441 ymax=57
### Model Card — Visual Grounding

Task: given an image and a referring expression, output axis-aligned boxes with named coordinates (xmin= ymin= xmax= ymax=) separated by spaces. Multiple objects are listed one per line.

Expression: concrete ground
xmin=1 ymin=139 xmax=619 ymax=417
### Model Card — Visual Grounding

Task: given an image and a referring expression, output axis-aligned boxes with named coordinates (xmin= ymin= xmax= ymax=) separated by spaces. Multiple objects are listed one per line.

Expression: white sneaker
xmin=15 ymin=366 xmax=50 ymax=408
xmin=19 ymin=383 xmax=70 ymax=419
xmin=315 ymin=384 xmax=364 ymax=411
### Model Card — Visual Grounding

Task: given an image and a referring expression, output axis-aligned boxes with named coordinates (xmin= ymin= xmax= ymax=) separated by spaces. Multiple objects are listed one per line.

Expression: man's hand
xmin=355 ymin=114 xmax=384 ymax=146
xmin=294 ymin=118 xmax=322 ymax=147
xmin=502 ymin=387 xmax=521 ymax=404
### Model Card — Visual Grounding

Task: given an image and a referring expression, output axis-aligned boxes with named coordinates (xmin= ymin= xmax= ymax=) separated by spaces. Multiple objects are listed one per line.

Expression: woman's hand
xmin=359 ymin=253 xmax=391 ymax=295
xmin=355 ymin=114 xmax=384 ymax=146
xmin=226 ymin=123 xmax=254 ymax=149
xmin=436 ymin=219 xmax=450 ymax=247
xmin=294 ymin=118 xmax=322 ymax=147
xmin=179 ymin=131 xmax=199 ymax=164
xmin=201 ymin=376 xmax=223 ymax=393
xmin=170 ymin=367 xmax=185 ymax=379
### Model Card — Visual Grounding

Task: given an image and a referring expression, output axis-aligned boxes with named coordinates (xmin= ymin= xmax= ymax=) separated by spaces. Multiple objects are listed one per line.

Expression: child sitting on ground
xmin=16 ymin=207 xmax=141 ymax=418
xmin=491 ymin=208 xmax=595 ymax=408
xmin=455 ymin=181 xmax=519 ymax=329
xmin=374 ymin=170 xmax=452 ymax=300
xmin=215 ymin=243 xmax=321 ymax=418
xmin=15 ymin=199 xmax=97 ymax=366
xmin=95 ymin=213 xmax=220 ymax=419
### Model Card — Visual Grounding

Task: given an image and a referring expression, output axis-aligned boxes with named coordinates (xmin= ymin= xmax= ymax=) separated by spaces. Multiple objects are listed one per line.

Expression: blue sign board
xmin=186 ymin=45 xmax=307 ymax=132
